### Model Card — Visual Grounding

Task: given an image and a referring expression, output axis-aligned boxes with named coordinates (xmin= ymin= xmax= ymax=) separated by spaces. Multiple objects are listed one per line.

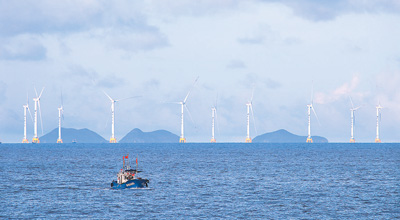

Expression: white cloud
xmin=0 ymin=35 xmax=46 ymax=61
xmin=314 ymin=75 xmax=360 ymax=104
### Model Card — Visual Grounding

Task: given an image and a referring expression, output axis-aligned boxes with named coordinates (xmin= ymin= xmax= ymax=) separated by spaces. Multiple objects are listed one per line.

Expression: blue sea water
xmin=1 ymin=143 xmax=399 ymax=219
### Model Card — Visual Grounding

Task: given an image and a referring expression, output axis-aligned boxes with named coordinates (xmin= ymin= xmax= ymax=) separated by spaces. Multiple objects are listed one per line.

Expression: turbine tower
xmin=349 ymin=97 xmax=360 ymax=143
xmin=211 ymin=106 xmax=216 ymax=143
xmin=375 ymin=104 xmax=383 ymax=143
xmin=32 ymin=88 xmax=44 ymax=143
xmin=22 ymin=95 xmax=33 ymax=143
xmin=57 ymin=92 xmax=64 ymax=143
xmin=210 ymin=95 xmax=219 ymax=143
xmin=306 ymin=86 xmax=319 ymax=143
xmin=104 ymin=91 xmax=139 ymax=143
xmin=171 ymin=77 xmax=199 ymax=143
xmin=245 ymin=89 xmax=256 ymax=143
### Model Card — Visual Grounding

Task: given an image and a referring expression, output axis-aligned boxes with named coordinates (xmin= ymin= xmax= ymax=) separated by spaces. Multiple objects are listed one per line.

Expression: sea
xmin=1 ymin=143 xmax=399 ymax=219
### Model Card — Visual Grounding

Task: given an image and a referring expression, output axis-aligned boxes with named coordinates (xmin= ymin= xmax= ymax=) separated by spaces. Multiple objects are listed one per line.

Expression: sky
xmin=1 ymin=0 xmax=400 ymax=143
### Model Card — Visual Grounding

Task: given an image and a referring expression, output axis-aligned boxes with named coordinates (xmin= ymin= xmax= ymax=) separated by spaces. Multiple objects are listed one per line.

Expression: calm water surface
xmin=1 ymin=143 xmax=399 ymax=219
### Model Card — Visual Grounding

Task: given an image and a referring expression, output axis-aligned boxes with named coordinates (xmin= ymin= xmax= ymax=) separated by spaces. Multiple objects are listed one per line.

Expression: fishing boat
xmin=111 ymin=154 xmax=149 ymax=189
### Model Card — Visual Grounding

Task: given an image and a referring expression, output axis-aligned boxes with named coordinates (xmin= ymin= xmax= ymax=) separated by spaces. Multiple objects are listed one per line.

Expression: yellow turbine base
xmin=22 ymin=138 xmax=29 ymax=143
xmin=210 ymin=138 xmax=216 ymax=143
xmin=245 ymin=137 xmax=252 ymax=143
xmin=32 ymin=137 xmax=40 ymax=143
xmin=57 ymin=139 xmax=63 ymax=143
xmin=179 ymin=137 xmax=186 ymax=143
xmin=110 ymin=137 xmax=117 ymax=143
xmin=375 ymin=138 xmax=381 ymax=143
xmin=306 ymin=138 xmax=313 ymax=143
xmin=350 ymin=138 xmax=355 ymax=143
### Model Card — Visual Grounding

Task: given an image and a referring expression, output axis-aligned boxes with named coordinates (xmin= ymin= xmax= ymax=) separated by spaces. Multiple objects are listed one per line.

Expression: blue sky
xmin=1 ymin=0 xmax=400 ymax=143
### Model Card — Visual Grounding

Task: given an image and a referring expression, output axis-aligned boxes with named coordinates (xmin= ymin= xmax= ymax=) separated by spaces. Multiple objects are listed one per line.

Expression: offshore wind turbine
xmin=22 ymin=94 xmax=33 ymax=143
xmin=57 ymin=92 xmax=64 ymax=143
xmin=306 ymin=86 xmax=319 ymax=143
xmin=349 ymin=97 xmax=360 ymax=143
xmin=245 ymin=89 xmax=256 ymax=143
xmin=32 ymin=87 xmax=44 ymax=143
xmin=171 ymin=77 xmax=199 ymax=143
xmin=104 ymin=91 xmax=139 ymax=143
xmin=375 ymin=103 xmax=383 ymax=143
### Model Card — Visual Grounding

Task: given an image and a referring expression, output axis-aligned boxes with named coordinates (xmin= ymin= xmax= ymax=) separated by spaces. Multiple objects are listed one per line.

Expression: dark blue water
xmin=1 ymin=143 xmax=399 ymax=219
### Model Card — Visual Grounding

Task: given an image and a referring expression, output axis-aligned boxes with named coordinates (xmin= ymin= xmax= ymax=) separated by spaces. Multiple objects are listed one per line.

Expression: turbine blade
xmin=38 ymin=100 xmax=44 ymax=135
xmin=250 ymin=104 xmax=257 ymax=136
xmin=354 ymin=112 xmax=356 ymax=127
xmin=184 ymin=105 xmax=195 ymax=125
xmin=38 ymin=87 xmax=44 ymax=99
xmin=103 ymin=90 xmax=113 ymax=101
xmin=27 ymin=106 xmax=34 ymax=122
xmin=34 ymin=87 xmax=38 ymax=98
xmin=349 ymin=96 xmax=354 ymax=109
xmin=115 ymin=95 xmax=141 ymax=102
xmin=165 ymin=101 xmax=182 ymax=104
xmin=312 ymin=106 xmax=321 ymax=126
xmin=215 ymin=108 xmax=220 ymax=136
xmin=183 ymin=76 xmax=199 ymax=103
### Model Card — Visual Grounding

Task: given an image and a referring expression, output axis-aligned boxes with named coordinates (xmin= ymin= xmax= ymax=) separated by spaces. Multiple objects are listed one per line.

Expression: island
xmin=119 ymin=128 xmax=179 ymax=143
xmin=252 ymin=129 xmax=328 ymax=143
xmin=40 ymin=128 xmax=107 ymax=143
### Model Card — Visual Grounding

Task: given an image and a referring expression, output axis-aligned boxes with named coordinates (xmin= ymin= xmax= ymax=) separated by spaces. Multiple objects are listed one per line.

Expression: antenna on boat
xmin=136 ymin=154 xmax=138 ymax=175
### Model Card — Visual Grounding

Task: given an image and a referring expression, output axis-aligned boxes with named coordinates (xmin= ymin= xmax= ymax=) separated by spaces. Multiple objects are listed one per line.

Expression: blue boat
xmin=111 ymin=155 xmax=149 ymax=189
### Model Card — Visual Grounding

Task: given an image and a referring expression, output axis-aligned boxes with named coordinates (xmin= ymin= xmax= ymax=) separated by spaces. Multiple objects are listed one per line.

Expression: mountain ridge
xmin=40 ymin=128 xmax=107 ymax=143
xmin=253 ymin=129 xmax=328 ymax=143
xmin=119 ymin=128 xmax=179 ymax=143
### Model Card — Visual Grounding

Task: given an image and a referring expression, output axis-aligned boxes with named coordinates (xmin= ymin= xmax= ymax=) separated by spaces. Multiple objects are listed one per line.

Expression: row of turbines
xmin=21 ymin=79 xmax=384 ymax=144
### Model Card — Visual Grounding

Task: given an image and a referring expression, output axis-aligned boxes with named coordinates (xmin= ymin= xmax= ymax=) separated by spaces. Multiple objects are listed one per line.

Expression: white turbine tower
xmin=171 ymin=77 xmax=198 ymax=143
xmin=211 ymin=107 xmax=217 ymax=143
xmin=375 ymin=103 xmax=383 ymax=143
xmin=22 ymin=94 xmax=33 ymax=143
xmin=245 ymin=89 xmax=256 ymax=143
xmin=210 ymin=96 xmax=218 ymax=143
xmin=57 ymin=93 xmax=64 ymax=143
xmin=349 ymin=97 xmax=360 ymax=143
xmin=104 ymin=91 xmax=139 ymax=143
xmin=32 ymin=87 xmax=44 ymax=143
xmin=306 ymin=86 xmax=319 ymax=143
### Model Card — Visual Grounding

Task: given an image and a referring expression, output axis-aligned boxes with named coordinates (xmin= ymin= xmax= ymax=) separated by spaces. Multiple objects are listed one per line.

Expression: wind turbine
xmin=245 ymin=89 xmax=256 ymax=143
xmin=349 ymin=97 xmax=360 ymax=143
xmin=306 ymin=85 xmax=319 ymax=143
xmin=22 ymin=94 xmax=33 ymax=143
xmin=210 ymin=95 xmax=218 ymax=143
xmin=32 ymin=87 xmax=44 ymax=143
xmin=57 ymin=92 xmax=64 ymax=143
xmin=104 ymin=91 xmax=139 ymax=143
xmin=171 ymin=77 xmax=199 ymax=143
xmin=375 ymin=103 xmax=383 ymax=143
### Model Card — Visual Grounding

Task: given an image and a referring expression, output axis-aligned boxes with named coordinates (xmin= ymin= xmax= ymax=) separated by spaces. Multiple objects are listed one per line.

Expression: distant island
xmin=40 ymin=128 xmax=107 ymax=143
xmin=120 ymin=128 xmax=179 ymax=143
xmin=253 ymin=129 xmax=328 ymax=143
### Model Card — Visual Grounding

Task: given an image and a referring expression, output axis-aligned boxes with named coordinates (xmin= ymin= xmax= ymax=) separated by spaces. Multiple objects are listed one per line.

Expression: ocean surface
xmin=1 ymin=143 xmax=399 ymax=219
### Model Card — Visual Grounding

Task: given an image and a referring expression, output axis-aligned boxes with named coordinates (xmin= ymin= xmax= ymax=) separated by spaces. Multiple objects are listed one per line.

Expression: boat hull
xmin=111 ymin=179 xmax=149 ymax=189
